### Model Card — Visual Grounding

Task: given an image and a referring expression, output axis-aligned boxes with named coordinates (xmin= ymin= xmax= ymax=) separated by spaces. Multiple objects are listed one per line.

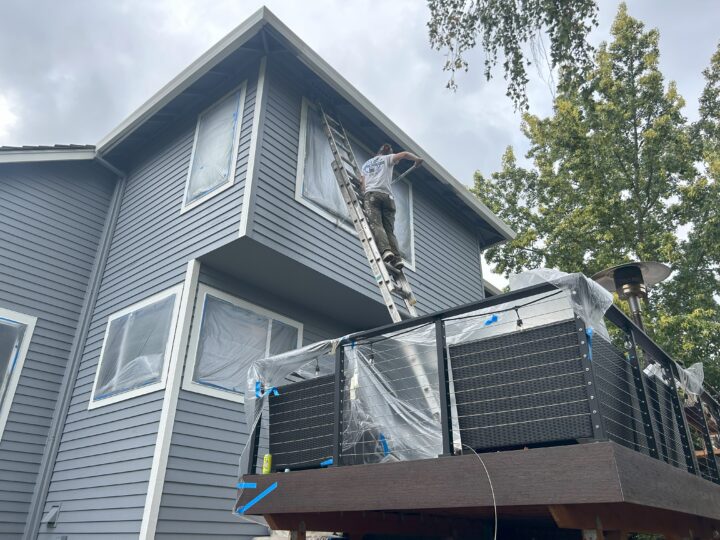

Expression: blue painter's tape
xmin=255 ymin=381 xmax=262 ymax=398
xmin=484 ymin=314 xmax=499 ymax=326
xmin=351 ymin=339 xmax=356 ymax=349
xmin=270 ymin=387 xmax=279 ymax=396
xmin=320 ymin=458 xmax=333 ymax=467
xmin=236 ymin=482 xmax=278 ymax=515
xmin=586 ymin=327 xmax=593 ymax=360
xmin=379 ymin=434 xmax=390 ymax=456
xmin=237 ymin=482 xmax=257 ymax=489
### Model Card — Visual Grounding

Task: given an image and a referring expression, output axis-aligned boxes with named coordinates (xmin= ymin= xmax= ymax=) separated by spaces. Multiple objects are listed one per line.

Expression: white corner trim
xmin=0 ymin=308 xmax=38 ymax=442
xmin=181 ymin=283 xmax=303 ymax=404
xmin=180 ymin=81 xmax=248 ymax=214
xmin=87 ymin=284 xmax=184 ymax=410
xmin=238 ymin=56 xmax=267 ymax=238
xmin=139 ymin=259 xmax=201 ymax=540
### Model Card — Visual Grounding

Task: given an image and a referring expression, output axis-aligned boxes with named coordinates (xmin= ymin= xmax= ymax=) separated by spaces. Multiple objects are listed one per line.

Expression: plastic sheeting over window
xmin=94 ymin=294 xmax=177 ymax=400
xmin=0 ymin=318 xmax=26 ymax=407
xmin=186 ymin=89 xmax=243 ymax=205
xmin=192 ymin=294 xmax=300 ymax=395
xmin=300 ymin=104 xmax=413 ymax=261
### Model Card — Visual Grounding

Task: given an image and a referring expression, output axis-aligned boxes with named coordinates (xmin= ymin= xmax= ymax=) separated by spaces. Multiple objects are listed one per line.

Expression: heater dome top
xmin=591 ymin=261 xmax=671 ymax=294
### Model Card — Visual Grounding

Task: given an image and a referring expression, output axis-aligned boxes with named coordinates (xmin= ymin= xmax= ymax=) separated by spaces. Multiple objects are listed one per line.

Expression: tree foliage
xmin=427 ymin=0 xmax=598 ymax=109
xmin=473 ymin=5 xmax=720 ymax=386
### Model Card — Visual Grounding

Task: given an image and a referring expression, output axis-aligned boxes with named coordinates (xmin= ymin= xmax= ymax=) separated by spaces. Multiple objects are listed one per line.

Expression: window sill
xmin=181 ymin=379 xmax=245 ymax=404
xmin=87 ymin=380 xmax=166 ymax=410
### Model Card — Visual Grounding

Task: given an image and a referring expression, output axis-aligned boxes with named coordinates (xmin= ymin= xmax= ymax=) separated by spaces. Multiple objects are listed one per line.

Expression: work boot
xmin=382 ymin=250 xmax=396 ymax=264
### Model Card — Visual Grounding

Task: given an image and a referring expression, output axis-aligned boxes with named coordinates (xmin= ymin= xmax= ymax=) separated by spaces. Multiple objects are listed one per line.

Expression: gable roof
xmin=95 ymin=6 xmax=514 ymax=244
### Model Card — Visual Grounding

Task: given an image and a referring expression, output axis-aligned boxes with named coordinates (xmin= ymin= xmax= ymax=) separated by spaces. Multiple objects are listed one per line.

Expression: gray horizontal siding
xmin=38 ymin=66 xmax=261 ymax=539
xmin=0 ymin=161 xmax=116 ymax=540
xmin=155 ymin=265 xmax=343 ymax=539
xmin=249 ymin=59 xmax=484 ymax=318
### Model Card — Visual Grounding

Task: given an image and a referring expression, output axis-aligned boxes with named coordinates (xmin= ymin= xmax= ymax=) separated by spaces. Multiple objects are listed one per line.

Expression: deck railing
xmin=246 ymin=282 xmax=720 ymax=485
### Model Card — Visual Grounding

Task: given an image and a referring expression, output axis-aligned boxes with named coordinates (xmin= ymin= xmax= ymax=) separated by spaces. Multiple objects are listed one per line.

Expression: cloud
xmin=0 ymin=93 xmax=19 ymax=139
xmin=1 ymin=0 xmax=715 ymax=181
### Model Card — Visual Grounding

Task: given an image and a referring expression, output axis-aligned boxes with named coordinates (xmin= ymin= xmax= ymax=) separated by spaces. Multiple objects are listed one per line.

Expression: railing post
xmin=332 ymin=344 xmax=345 ymax=467
xmin=696 ymin=398 xmax=720 ymax=483
xmin=626 ymin=331 xmax=660 ymax=459
xmin=435 ymin=319 xmax=454 ymax=456
xmin=247 ymin=401 xmax=263 ymax=475
xmin=575 ymin=316 xmax=607 ymax=441
xmin=661 ymin=355 xmax=700 ymax=475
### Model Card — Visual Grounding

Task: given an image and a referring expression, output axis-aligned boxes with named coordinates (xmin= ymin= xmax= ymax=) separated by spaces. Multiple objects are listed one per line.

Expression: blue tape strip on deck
xmin=379 ymin=434 xmax=390 ymax=456
xmin=320 ymin=458 xmax=333 ymax=467
xmin=236 ymin=482 xmax=278 ymax=515
xmin=586 ymin=328 xmax=593 ymax=360
xmin=237 ymin=482 xmax=257 ymax=489
xmin=484 ymin=313 xmax=499 ymax=326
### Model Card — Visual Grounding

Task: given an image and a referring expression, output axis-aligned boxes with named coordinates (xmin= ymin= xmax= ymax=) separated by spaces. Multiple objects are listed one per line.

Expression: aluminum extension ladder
xmin=318 ymin=103 xmax=418 ymax=322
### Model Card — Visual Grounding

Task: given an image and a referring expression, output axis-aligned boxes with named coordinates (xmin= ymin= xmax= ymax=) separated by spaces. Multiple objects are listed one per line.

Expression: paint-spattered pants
xmin=364 ymin=191 xmax=400 ymax=257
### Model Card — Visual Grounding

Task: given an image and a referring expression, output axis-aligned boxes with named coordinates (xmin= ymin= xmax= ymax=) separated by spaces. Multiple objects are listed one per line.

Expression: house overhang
xmin=95 ymin=6 xmax=515 ymax=248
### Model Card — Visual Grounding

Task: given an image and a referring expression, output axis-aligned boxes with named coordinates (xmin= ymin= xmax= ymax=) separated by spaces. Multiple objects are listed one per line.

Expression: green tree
xmin=473 ymin=5 xmax=720 ymax=385
xmin=427 ymin=0 xmax=598 ymax=109
xmin=654 ymin=43 xmax=720 ymax=384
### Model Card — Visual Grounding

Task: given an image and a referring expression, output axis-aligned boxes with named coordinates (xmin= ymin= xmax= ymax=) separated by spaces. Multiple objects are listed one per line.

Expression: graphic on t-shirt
xmin=362 ymin=156 xmax=385 ymax=178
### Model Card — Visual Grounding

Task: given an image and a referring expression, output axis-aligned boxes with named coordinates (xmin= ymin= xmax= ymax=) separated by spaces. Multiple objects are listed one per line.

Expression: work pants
xmin=364 ymin=191 xmax=400 ymax=257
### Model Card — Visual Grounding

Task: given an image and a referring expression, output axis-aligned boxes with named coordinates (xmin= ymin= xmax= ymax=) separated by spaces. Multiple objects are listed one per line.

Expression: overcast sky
xmin=1 ymin=0 xmax=717 ymax=287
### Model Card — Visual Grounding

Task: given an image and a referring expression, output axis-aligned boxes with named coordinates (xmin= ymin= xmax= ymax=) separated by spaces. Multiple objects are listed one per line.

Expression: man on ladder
xmin=360 ymin=143 xmax=423 ymax=271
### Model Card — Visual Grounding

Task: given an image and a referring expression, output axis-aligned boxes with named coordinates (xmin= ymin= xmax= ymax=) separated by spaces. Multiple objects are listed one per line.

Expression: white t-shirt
xmin=361 ymin=154 xmax=395 ymax=196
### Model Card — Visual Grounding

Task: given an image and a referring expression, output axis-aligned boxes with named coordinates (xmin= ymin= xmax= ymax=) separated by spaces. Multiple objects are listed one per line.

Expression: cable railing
xmin=244 ymin=281 xmax=720 ymax=487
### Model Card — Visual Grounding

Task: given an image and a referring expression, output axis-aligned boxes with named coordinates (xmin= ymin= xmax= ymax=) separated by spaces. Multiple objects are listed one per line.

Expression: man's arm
xmin=391 ymin=151 xmax=423 ymax=165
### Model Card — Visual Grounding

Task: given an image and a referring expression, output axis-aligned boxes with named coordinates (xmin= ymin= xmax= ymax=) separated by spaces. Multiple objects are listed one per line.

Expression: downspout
xmin=23 ymin=155 xmax=127 ymax=539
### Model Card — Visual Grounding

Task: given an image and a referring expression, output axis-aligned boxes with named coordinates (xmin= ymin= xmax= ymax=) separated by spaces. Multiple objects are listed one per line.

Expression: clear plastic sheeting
xmin=239 ymin=339 xmax=338 ymax=472
xmin=678 ymin=362 xmax=705 ymax=406
xmin=192 ymin=295 xmax=271 ymax=394
xmin=509 ymin=268 xmax=614 ymax=339
xmin=342 ymin=323 xmax=442 ymax=464
xmin=186 ymin=89 xmax=242 ymax=204
xmin=94 ymin=294 xmax=177 ymax=400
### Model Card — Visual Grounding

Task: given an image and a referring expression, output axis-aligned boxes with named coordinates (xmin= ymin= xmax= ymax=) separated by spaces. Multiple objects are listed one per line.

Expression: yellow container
xmin=262 ymin=454 xmax=272 ymax=475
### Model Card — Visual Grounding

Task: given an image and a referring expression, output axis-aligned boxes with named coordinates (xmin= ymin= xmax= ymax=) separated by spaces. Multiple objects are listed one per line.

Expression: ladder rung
xmin=324 ymin=114 xmax=341 ymax=128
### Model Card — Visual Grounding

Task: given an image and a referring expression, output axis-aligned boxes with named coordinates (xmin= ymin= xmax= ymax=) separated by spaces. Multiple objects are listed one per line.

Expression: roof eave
xmin=95 ymin=6 xmax=515 ymax=241
xmin=95 ymin=7 xmax=267 ymax=156
xmin=0 ymin=148 xmax=97 ymax=164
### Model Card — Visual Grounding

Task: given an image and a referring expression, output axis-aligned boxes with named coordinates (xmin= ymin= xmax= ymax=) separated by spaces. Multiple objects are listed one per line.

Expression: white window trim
xmin=181 ymin=80 xmax=248 ymax=214
xmin=0 ymin=307 xmax=37 ymax=442
xmin=182 ymin=283 xmax=303 ymax=403
xmin=295 ymin=97 xmax=416 ymax=270
xmin=88 ymin=284 xmax=184 ymax=410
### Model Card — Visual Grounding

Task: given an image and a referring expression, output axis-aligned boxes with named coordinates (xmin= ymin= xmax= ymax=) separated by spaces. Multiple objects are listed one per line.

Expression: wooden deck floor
xmin=237 ymin=442 xmax=720 ymax=538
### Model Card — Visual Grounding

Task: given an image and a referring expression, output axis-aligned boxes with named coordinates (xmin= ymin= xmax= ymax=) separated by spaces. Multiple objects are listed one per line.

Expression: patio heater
xmin=591 ymin=261 xmax=671 ymax=330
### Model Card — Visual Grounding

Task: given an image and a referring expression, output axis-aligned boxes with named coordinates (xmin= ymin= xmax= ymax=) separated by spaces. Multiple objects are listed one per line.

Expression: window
xmin=183 ymin=285 xmax=303 ymax=402
xmin=89 ymin=286 xmax=183 ymax=408
xmin=182 ymin=83 xmax=247 ymax=211
xmin=0 ymin=308 xmax=37 ymax=441
xmin=295 ymin=98 xmax=415 ymax=266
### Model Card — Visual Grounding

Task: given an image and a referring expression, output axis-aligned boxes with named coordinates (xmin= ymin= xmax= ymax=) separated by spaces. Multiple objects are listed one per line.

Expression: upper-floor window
xmin=0 ymin=307 xmax=37 ymax=441
xmin=295 ymin=98 xmax=415 ymax=267
xmin=183 ymin=284 xmax=303 ymax=403
xmin=183 ymin=82 xmax=247 ymax=212
xmin=89 ymin=286 xmax=183 ymax=409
